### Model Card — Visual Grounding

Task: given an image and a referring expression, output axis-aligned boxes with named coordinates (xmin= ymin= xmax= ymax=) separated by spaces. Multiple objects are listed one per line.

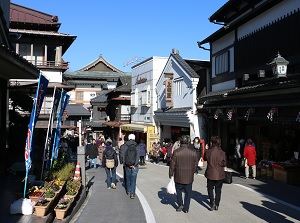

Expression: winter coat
xmin=204 ymin=146 xmax=226 ymax=181
xmin=139 ymin=143 xmax=147 ymax=156
xmin=121 ymin=140 xmax=140 ymax=167
xmin=169 ymin=144 xmax=198 ymax=184
xmin=86 ymin=143 xmax=98 ymax=159
xmin=102 ymin=146 xmax=118 ymax=167
xmin=243 ymin=145 xmax=256 ymax=166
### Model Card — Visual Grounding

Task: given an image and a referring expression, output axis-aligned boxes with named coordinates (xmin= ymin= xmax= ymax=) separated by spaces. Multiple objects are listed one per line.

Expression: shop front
xmin=198 ymin=77 xmax=300 ymax=187
xmin=120 ymin=124 xmax=159 ymax=152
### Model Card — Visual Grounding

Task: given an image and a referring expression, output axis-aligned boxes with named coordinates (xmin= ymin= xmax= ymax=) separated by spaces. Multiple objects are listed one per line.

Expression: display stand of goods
xmin=54 ymin=197 xmax=74 ymax=219
xmin=272 ymin=159 xmax=300 ymax=187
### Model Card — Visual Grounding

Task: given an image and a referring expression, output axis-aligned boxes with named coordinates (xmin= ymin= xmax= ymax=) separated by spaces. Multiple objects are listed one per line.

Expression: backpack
xmin=105 ymin=148 xmax=115 ymax=168
xmin=125 ymin=144 xmax=137 ymax=166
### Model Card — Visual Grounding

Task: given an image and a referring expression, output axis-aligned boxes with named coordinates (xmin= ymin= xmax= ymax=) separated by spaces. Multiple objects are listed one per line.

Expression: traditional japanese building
xmin=197 ymin=0 xmax=300 ymax=186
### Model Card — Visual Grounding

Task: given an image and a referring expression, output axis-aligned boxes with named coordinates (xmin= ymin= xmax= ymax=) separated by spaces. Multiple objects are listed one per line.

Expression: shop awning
xmin=103 ymin=121 xmax=128 ymax=127
xmin=120 ymin=123 xmax=147 ymax=133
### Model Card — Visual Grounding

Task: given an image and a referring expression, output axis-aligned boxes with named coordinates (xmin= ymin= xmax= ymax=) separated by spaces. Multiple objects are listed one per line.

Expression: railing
xmin=27 ymin=60 xmax=69 ymax=70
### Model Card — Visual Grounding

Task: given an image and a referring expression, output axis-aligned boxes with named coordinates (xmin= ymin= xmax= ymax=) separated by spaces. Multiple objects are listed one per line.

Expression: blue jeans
xmin=89 ymin=158 xmax=97 ymax=169
xmin=105 ymin=167 xmax=116 ymax=188
xmin=125 ymin=166 xmax=139 ymax=195
xmin=175 ymin=182 xmax=192 ymax=212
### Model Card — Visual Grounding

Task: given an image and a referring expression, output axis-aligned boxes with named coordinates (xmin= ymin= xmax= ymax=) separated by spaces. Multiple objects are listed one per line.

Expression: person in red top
xmin=243 ymin=138 xmax=257 ymax=179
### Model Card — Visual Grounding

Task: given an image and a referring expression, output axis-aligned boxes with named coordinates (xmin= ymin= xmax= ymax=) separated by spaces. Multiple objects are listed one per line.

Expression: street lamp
xmin=268 ymin=52 xmax=289 ymax=78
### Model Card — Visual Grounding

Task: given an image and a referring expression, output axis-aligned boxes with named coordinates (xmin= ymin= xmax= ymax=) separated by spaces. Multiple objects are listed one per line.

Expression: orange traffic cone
xmin=74 ymin=162 xmax=81 ymax=180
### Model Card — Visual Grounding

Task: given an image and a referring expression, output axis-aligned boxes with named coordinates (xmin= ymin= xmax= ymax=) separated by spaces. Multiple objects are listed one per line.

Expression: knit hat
xmin=128 ymin=134 xmax=135 ymax=141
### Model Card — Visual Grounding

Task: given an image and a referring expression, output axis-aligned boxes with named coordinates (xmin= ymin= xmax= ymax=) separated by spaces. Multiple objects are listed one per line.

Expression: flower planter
xmin=34 ymin=199 xmax=52 ymax=217
xmin=54 ymin=197 xmax=73 ymax=220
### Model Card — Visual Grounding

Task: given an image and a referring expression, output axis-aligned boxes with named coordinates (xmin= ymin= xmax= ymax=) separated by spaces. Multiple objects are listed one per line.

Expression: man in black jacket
xmin=86 ymin=138 xmax=98 ymax=169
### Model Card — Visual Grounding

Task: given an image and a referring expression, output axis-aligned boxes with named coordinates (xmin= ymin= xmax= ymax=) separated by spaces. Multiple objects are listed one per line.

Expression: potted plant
xmin=44 ymin=189 xmax=56 ymax=200
xmin=54 ymin=197 xmax=74 ymax=219
xmin=34 ymin=195 xmax=53 ymax=217
xmin=65 ymin=179 xmax=81 ymax=198
xmin=28 ymin=186 xmax=43 ymax=202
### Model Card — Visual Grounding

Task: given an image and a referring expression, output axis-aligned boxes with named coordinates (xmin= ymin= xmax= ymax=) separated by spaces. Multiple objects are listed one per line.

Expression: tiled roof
xmin=64 ymin=71 xmax=131 ymax=79
xmin=65 ymin=104 xmax=90 ymax=116
xmin=155 ymin=107 xmax=192 ymax=113
xmin=91 ymin=91 xmax=109 ymax=103
xmin=78 ymin=54 xmax=124 ymax=73
xmin=171 ymin=53 xmax=200 ymax=78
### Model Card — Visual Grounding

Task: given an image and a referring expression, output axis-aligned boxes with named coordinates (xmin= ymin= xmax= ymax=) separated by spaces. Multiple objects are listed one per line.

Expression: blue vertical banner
xmin=40 ymin=87 xmax=61 ymax=179
xmin=24 ymin=74 xmax=49 ymax=197
xmin=50 ymin=90 xmax=70 ymax=169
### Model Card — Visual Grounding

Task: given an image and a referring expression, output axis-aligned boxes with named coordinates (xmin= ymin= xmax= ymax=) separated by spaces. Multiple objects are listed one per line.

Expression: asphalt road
xmin=117 ymin=162 xmax=300 ymax=223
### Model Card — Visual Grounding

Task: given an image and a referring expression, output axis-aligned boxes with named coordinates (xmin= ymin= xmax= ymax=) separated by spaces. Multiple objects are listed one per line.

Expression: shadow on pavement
xmin=191 ymin=190 xmax=211 ymax=210
xmin=158 ymin=187 xmax=177 ymax=209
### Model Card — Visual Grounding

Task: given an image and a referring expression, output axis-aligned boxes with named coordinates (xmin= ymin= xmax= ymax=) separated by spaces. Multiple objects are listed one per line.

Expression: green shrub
xmin=50 ymin=163 xmax=75 ymax=181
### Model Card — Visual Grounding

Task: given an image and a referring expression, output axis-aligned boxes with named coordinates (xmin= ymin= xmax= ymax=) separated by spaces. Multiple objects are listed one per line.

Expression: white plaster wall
xmin=131 ymin=57 xmax=167 ymax=125
xmin=41 ymin=70 xmax=62 ymax=83
xmin=211 ymin=31 xmax=235 ymax=54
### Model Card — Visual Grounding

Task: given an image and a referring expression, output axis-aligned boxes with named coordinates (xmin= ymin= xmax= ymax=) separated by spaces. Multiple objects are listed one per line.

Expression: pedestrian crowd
xmin=84 ymin=132 xmax=256 ymax=213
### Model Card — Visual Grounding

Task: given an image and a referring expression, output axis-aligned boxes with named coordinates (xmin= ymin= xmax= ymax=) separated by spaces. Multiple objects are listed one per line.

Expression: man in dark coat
xmin=204 ymin=135 xmax=227 ymax=211
xmin=169 ymin=135 xmax=198 ymax=213
xmin=86 ymin=138 xmax=99 ymax=169
xmin=121 ymin=134 xmax=140 ymax=199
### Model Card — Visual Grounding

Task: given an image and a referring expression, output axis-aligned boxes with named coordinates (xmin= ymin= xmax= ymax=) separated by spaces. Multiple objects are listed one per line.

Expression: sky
xmin=11 ymin=0 xmax=228 ymax=72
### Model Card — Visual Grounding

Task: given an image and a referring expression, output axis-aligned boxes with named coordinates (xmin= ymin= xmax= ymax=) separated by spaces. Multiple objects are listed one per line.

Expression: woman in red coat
xmin=243 ymin=138 xmax=256 ymax=179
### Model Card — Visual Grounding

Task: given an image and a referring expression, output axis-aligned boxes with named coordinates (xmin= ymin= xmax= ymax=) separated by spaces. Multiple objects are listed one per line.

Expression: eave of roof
xmin=171 ymin=53 xmax=200 ymax=78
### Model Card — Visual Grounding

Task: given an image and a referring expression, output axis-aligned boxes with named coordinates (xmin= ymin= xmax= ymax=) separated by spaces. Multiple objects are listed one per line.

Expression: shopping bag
xmin=241 ymin=158 xmax=247 ymax=168
xmin=198 ymin=158 xmax=204 ymax=167
xmin=166 ymin=177 xmax=176 ymax=194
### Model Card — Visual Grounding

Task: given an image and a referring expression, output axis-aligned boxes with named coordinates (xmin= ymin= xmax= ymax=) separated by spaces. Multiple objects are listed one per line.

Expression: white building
xmin=121 ymin=56 xmax=168 ymax=150
xmin=155 ymin=49 xmax=210 ymax=142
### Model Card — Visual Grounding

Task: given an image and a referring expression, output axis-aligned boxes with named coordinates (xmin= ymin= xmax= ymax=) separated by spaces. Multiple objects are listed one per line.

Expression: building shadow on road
xmin=158 ymin=187 xmax=178 ymax=209
xmin=241 ymin=201 xmax=294 ymax=223
xmin=191 ymin=190 xmax=211 ymax=210
xmin=261 ymin=200 xmax=300 ymax=222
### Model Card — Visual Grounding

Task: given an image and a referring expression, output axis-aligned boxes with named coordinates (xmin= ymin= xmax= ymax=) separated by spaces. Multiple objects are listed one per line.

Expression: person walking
xmin=102 ymin=141 xmax=118 ymax=189
xmin=243 ymin=138 xmax=257 ymax=179
xmin=121 ymin=134 xmax=140 ymax=199
xmin=138 ymin=139 xmax=147 ymax=165
xmin=192 ymin=137 xmax=202 ymax=174
xmin=169 ymin=135 xmax=198 ymax=213
xmin=204 ymin=136 xmax=227 ymax=211
xmin=86 ymin=138 xmax=99 ymax=169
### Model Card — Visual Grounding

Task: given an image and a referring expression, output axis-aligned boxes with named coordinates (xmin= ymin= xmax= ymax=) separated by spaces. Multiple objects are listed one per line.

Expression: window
xmin=141 ymin=86 xmax=151 ymax=106
xmin=76 ymin=91 xmax=84 ymax=101
xmin=215 ymin=51 xmax=229 ymax=75
xmin=131 ymin=89 xmax=138 ymax=108
xmin=174 ymin=78 xmax=183 ymax=96
xmin=19 ymin=44 xmax=31 ymax=61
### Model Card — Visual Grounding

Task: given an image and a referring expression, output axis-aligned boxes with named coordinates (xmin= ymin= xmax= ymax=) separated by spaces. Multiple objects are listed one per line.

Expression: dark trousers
xmin=175 ymin=182 xmax=192 ymax=212
xmin=140 ymin=156 xmax=145 ymax=165
xmin=123 ymin=165 xmax=127 ymax=191
xmin=207 ymin=179 xmax=223 ymax=206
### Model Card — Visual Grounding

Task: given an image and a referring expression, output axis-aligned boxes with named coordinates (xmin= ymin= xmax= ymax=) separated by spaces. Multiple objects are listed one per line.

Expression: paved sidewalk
xmin=70 ymin=167 xmax=146 ymax=223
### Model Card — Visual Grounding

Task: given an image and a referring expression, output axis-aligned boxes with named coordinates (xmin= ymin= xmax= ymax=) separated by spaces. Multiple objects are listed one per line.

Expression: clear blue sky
xmin=11 ymin=0 xmax=228 ymax=72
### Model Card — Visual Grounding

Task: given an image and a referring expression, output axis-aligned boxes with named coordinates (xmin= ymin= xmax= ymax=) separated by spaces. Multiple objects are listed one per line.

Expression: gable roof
xmin=78 ymin=54 xmax=124 ymax=73
xmin=170 ymin=51 xmax=201 ymax=78
xmin=10 ymin=3 xmax=60 ymax=31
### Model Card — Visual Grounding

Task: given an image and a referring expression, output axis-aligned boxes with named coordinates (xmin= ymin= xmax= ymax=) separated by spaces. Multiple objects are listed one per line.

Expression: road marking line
xmin=234 ymin=183 xmax=300 ymax=211
xmin=117 ymin=171 xmax=156 ymax=223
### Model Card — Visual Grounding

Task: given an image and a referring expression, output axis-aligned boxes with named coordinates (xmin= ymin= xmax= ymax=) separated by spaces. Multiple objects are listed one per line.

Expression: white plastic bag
xmin=167 ymin=176 xmax=176 ymax=194
xmin=10 ymin=198 xmax=35 ymax=215
xmin=198 ymin=158 xmax=204 ymax=167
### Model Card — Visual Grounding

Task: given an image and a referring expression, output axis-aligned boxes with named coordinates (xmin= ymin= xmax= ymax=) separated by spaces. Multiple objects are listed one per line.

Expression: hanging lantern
xmin=244 ymin=108 xmax=254 ymax=121
xmin=268 ymin=52 xmax=289 ymax=78
xmin=214 ymin=109 xmax=223 ymax=119
xmin=296 ymin=112 xmax=300 ymax=122
xmin=267 ymin=107 xmax=278 ymax=121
